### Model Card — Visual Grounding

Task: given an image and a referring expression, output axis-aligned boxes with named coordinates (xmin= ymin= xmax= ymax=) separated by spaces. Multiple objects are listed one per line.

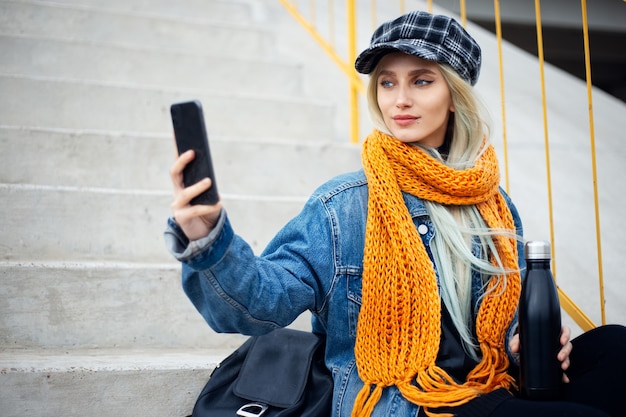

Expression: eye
xmin=414 ymin=78 xmax=433 ymax=86
xmin=379 ymin=79 xmax=394 ymax=88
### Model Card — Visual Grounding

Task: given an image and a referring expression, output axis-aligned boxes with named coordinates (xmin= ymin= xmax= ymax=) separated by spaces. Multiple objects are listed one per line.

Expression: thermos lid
xmin=525 ymin=240 xmax=551 ymax=260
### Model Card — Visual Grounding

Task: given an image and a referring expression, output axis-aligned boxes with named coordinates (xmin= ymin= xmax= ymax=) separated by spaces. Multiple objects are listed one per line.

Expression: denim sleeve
xmin=163 ymin=209 xmax=227 ymax=262
xmin=170 ymin=196 xmax=335 ymax=336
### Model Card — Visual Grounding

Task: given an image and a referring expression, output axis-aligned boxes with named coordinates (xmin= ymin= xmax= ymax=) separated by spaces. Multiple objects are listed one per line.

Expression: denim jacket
xmin=164 ymin=169 xmax=526 ymax=417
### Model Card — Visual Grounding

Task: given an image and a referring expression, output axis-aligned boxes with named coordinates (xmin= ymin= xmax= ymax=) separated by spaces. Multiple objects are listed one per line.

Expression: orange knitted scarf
xmin=353 ymin=130 xmax=520 ymax=417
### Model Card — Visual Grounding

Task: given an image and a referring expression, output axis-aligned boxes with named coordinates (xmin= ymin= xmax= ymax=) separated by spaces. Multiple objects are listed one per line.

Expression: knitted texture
xmin=353 ymin=130 xmax=521 ymax=417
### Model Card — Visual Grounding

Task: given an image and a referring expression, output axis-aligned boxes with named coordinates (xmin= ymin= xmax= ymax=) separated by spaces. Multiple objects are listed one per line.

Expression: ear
xmin=449 ymin=105 xmax=455 ymax=113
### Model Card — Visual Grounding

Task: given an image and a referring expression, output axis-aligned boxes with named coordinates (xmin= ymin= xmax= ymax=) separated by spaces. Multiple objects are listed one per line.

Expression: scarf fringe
xmin=352 ymin=384 xmax=384 ymax=417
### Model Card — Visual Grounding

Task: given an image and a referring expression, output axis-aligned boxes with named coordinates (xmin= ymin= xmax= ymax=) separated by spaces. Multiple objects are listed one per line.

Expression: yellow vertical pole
xmin=371 ymin=0 xmax=377 ymax=31
xmin=493 ymin=0 xmax=510 ymax=193
xmin=347 ymin=0 xmax=359 ymax=143
xmin=459 ymin=0 xmax=467 ymax=26
xmin=329 ymin=0 xmax=335 ymax=47
xmin=580 ymin=0 xmax=606 ymax=325
xmin=534 ymin=0 xmax=557 ymax=278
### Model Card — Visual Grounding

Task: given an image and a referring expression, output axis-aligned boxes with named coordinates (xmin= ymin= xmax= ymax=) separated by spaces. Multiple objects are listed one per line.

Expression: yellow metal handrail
xmin=277 ymin=0 xmax=609 ymax=331
xmin=580 ymin=0 xmax=606 ymax=326
xmin=277 ymin=0 xmax=364 ymax=93
xmin=277 ymin=0 xmax=364 ymax=143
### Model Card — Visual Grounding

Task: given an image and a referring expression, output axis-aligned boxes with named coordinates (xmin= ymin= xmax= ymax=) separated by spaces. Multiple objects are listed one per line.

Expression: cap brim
xmin=355 ymin=41 xmax=440 ymax=74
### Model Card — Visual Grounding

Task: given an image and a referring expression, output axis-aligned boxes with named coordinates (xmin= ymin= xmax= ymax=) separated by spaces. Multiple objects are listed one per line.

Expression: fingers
xmin=168 ymin=148 xmax=222 ymax=241
xmin=173 ymin=200 xmax=221 ymax=226
xmin=511 ymin=327 xmax=572 ymax=383
xmin=558 ymin=325 xmax=572 ymax=364
xmin=562 ymin=370 xmax=571 ymax=384
xmin=558 ymin=340 xmax=573 ymax=366
xmin=169 ymin=149 xmax=195 ymax=192
xmin=509 ymin=333 xmax=520 ymax=354
xmin=171 ymin=177 xmax=213 ymax=210
xmin=560 ymin=325 xmax=571 ymax=346
xmin=558 ymin=325 xmax=572 ymax=383
xmin=169 ymin=149 xmax=220 ymax=208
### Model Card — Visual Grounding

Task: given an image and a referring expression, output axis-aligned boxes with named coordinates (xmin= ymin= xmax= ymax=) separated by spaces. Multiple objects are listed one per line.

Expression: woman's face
xmin=376 ymin=53 xmax=454 ymax=147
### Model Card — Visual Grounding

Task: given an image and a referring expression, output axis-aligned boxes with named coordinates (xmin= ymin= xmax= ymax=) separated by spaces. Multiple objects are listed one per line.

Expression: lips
xmin=392 ymin=115 xmax=418 ymax=126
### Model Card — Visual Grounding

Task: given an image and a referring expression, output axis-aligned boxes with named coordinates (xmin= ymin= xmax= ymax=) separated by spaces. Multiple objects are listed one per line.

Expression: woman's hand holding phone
xmin=169 ymin=100 xmax=221 ymax=242
xmin=169 ymin=149 xmax=222 ymax=241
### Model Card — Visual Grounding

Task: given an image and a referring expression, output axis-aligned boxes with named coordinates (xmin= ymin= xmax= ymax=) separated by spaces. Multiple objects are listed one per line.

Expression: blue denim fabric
xmin=164 ymin=169 xmax=526 ymax=417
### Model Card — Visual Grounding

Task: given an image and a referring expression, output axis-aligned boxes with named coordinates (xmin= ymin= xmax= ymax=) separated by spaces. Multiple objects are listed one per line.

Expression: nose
xmin=395 ymin=85 xmax=412 ymax=108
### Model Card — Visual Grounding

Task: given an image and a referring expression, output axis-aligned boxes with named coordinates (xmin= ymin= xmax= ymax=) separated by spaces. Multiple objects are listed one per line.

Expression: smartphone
xmin=170 ymin=100 xmax=219 ymax=205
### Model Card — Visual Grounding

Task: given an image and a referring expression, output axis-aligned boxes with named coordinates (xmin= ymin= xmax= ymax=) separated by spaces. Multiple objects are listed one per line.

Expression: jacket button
xmin=418 ymin=224 xmax=429 ymax=235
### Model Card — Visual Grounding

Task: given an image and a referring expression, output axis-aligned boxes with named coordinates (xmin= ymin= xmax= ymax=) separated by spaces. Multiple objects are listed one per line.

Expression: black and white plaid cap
xmin=355 ymin=10 xmax=482 ymax=86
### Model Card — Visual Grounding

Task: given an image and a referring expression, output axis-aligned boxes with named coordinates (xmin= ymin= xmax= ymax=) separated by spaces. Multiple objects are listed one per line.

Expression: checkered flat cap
xmin=355 ymin=10 xmax=481 ymax=85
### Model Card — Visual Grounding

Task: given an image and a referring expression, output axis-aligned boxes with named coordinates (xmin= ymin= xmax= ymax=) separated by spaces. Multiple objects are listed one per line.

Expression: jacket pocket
xmin=347 ymin=274 xmax=362 ymax=339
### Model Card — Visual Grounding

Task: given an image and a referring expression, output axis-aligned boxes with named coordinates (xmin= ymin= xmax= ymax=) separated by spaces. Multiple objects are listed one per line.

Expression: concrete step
xmin=0 ymin=348 xmax=224 ymax=417
xmin=0 ymin=35 xmax=303 ymax=96
xmin=0 ymin=0 xmax=272 ymax=59
xmin=0 ymin=127 xmax=361 ymax=194
xmin=0 ymin=76 xmax=334 ymax=140
xmin=0 ymin=261 xmax=312 ymax=349
xmin=0 ymin=262 xmax=232 ymax=349
xmin=27 ymin=0 xmax=254 ymax=22
xmin=0 ymin=184 xmax=306 ymax=262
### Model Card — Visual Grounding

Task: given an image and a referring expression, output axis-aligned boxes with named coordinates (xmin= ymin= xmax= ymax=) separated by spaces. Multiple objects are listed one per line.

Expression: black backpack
xmin=190 ymin=328 xmax=333 ymax=417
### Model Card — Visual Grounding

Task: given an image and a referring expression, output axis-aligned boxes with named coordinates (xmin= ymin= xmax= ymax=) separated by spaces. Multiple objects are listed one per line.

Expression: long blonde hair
xmin=366 ymin=60 xmax=516 ymax=359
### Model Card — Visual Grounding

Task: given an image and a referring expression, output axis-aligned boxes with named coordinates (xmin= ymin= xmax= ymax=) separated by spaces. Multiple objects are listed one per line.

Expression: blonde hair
xmin=366 ymin=58 xmax=516 ymax=360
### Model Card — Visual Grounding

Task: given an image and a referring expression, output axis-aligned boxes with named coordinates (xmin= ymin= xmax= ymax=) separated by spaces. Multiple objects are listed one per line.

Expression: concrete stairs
xmin=0 ymin=0 xmax=361 ymax=415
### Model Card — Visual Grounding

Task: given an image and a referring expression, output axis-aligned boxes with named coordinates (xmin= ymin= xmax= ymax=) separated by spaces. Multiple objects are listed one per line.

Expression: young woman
xmin=165 ymin=10 xmax=626 ymax=417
